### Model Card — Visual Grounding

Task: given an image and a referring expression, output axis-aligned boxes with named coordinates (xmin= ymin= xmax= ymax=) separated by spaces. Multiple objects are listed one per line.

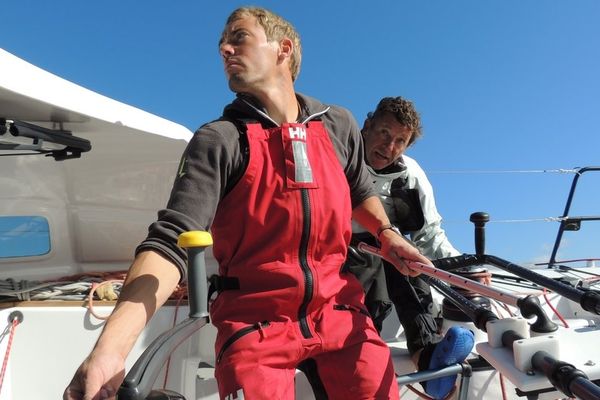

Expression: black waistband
xmin=208 ymin=275 xmax=240 ymax=301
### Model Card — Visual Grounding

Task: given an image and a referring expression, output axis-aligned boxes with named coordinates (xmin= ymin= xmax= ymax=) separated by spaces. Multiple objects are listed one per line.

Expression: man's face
xmin=219 ymin=15 xmax=280 ymax=93
xmin=362 ymin=112 xmax=412 ymax=170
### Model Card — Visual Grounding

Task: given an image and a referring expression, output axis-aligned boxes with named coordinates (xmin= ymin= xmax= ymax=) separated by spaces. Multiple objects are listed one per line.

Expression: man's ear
xmin=278 ymin=37 xmax=293 ymax=62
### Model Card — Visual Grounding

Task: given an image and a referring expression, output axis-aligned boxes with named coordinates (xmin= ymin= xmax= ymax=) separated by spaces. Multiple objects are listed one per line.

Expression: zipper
xmin=216 ymin=321 xmax=270 ymax=364
xmin=297 ymin=188 xmax=314 ymax=339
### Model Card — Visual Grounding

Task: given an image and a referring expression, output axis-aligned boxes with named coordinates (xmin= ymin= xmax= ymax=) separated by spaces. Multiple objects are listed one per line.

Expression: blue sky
xmin=2 ymin=1 xmax=599 ymax=265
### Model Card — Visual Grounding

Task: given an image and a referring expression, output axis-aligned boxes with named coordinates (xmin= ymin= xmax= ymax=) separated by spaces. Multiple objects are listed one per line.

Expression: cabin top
xmin=0 ymin=48 xmax=193 ymax=280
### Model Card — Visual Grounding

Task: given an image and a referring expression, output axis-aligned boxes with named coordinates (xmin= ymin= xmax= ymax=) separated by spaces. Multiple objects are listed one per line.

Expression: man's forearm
xmin=93 ymin=250 xmax=182 ymax=358
xmin=353 ymin=195 xmax=430 ymax=277
xmin=352 ymin=195 xmax=391 ymax=236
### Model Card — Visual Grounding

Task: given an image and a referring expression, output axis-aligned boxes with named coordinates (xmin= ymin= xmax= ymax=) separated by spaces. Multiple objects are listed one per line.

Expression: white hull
xmin=4 ymin=290 xmax=599 ymax=399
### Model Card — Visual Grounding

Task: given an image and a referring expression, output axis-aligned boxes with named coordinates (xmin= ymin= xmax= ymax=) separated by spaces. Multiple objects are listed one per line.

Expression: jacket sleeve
xmin=323 ymin=105 xmax=375 ymax=208
xmin=403 ymin=156 xmax=461 ymax=259
xmin=135 ymin=121 xmax=243 ymax=281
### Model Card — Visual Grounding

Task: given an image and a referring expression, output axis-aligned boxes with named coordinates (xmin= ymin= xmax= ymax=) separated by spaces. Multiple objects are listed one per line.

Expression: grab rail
xmin=548 ymin=166 xmax=600 ymax=268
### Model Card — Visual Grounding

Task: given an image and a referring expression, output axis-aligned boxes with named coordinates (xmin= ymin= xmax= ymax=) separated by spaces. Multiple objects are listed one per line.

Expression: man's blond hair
xmin=222 ymin=7 xmax=302 ymax=81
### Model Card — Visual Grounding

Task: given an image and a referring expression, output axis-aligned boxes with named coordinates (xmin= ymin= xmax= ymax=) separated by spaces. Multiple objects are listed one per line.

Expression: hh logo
xmin=288 ymin=126 xmax=306 ymax=140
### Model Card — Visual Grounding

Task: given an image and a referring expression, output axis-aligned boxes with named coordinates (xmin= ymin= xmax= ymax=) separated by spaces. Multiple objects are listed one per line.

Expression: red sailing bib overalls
xmin=210 ymin=121 xmax=398 ymax=399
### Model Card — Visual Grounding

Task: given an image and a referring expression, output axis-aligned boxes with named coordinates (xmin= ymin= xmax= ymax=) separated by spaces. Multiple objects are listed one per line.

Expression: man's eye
xmin=233 ymin=32 xmax=248 ymax=43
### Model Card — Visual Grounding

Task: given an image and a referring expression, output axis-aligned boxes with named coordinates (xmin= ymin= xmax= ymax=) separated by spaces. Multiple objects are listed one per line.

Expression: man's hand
xmin=378 ymin=229 xmax=431 ymax=277
xmin=63 ymin=251 xmax=181 ymax=400
xmin=351 ymin=196 xmax=433 ymax=276
xmin=63 ymin=351 xmax=126 ymax=400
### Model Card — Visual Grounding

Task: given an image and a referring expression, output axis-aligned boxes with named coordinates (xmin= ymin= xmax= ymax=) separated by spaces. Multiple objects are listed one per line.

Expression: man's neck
xmin=241 ymin=80 xmax=298 ymax=125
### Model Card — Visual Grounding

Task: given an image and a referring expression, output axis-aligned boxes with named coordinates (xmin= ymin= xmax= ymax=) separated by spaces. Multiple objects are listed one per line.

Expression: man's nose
xmin=383 ymin=140 xmax=396 ymax=152
xmin=220 ymin=43 xmax=234 ymax=59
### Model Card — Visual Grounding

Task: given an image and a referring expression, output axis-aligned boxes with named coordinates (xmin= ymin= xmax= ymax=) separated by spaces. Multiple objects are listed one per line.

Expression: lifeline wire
xmin=425 ymin=168 xmax=578 ymax=175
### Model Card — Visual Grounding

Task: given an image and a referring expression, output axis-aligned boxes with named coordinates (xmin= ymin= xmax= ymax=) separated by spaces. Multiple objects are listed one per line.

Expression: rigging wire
xmin=425 ymin=168 xmax=579 ymax=175
xmin=535 ymin=259 xmax=600 ymax=268
xmin=425 ymin=167 xmax=590 ymax=226
xmin=487 ymin=217 xmax=566 ymax=224
xmin=443 ymin=216 xmax=569 ymax=225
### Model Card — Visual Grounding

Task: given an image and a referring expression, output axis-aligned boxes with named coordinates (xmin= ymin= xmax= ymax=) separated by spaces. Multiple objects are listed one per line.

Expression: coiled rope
xmin=0 ymin=272 xmax=188 ymax=320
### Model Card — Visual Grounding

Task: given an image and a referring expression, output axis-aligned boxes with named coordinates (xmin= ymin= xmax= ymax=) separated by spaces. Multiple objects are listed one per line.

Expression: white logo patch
xmin=288 ymin=127 xmax=312 ymax=183
xmin=288 ymin=126 xmax=306 ymax=140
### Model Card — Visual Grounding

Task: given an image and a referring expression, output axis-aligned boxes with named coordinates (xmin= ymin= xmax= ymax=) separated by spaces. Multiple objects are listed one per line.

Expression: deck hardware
xmin=8 ymin=310 xmax=23 ymax=324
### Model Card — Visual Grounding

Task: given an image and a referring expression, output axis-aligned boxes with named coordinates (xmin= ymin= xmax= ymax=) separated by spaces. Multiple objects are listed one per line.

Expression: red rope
xmin=404 ymin=382 xmax=457 ymax=400
xmin=405 ymin=383 xmax=435 ymax=399
xmin=0 ymin=317 xmax=20 ymax=395
xmin=499 ymin=373 xmax=508 ymax=400
xmin=162 ymin=291 xmax=186 ymax=389
xmin=542 ymin=288 xmax=569 ymax=328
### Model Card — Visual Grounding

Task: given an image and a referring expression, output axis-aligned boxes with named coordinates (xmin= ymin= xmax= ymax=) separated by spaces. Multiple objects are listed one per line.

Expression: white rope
xmin=0 ymin=279 xmax=122 ymax=301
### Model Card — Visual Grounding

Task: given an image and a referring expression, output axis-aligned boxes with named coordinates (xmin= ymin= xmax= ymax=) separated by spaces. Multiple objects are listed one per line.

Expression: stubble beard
xmin=227 ymin=71 xmax=264 ymax=96
xmin=227 ymin=73 xmax=249 ymax=93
